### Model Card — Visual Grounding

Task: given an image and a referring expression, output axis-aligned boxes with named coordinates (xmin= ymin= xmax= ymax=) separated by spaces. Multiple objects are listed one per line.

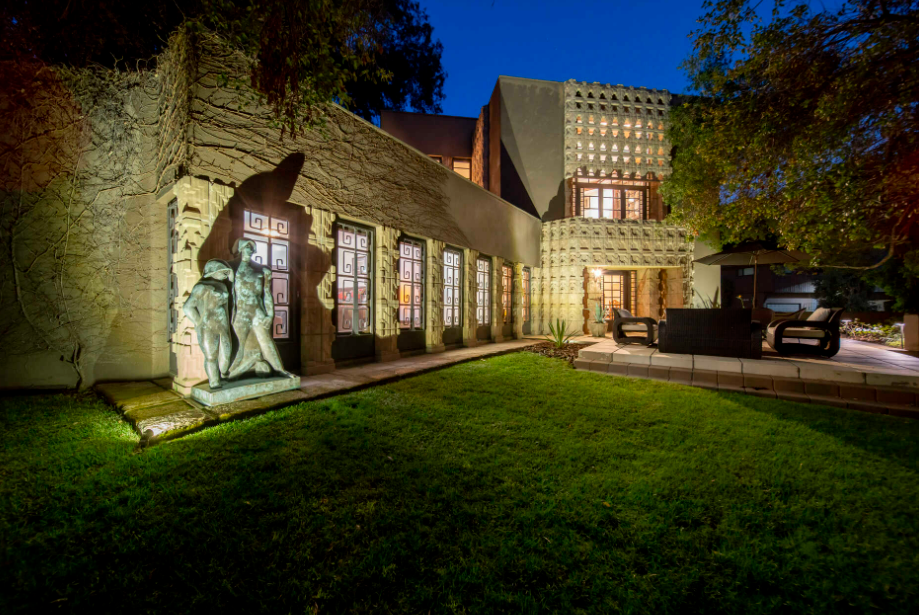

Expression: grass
xmin=2 ymin=352 xmax=918 ymax=614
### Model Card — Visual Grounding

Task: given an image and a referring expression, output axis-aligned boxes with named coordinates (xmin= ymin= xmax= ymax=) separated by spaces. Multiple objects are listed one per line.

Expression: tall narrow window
xmin=476 ymin=258 xmax=491 ymax=325
xmin=336 ymin=223 xmax=372 ymax=334
xmin=398 ymin=238 xmax=424 ymax=330
xmin=245 ymin=210 xmax=291 ymax=338
xmin=502 ymin=265 xmax=514 ymax=324
xmin=452 ymin=158 xmax=471 ymax=179
xmin=443 ymin=248 xmax=462 ymax=327
xmin=522 ymin=268 xmax=531 ymax=323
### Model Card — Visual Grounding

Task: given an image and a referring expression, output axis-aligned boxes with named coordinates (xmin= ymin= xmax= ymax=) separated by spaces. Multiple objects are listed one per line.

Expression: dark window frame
xmin=577 ymin=183 xmax=648 ymax=220
xmin=476 ymin=257 xmax=492 ymax=326
xmin=334 ymin=221 xmax=374 ymax=336
xmin=397 ymin=236 xmax=425 ymax=331
xmin=443 ymin=247 xmax=463 ymax=328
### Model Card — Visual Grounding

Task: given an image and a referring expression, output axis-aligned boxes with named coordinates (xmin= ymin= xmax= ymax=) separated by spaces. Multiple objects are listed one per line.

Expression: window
xmin=522 ymin=268 xmax=531 ymax=323
xmin=244 ymin=210 xmax=291 ymax=339
xmin=602 ymin=271 xmax=638 ymax=316
xmin=452 ymin=158 xmax=471 ymax=180
xmin=429 ymin=155 xmax=442 ymax=164
xmin=444 ymin=248 xmax=462 ymax=327
xmin=579 ymin=185 xmax=646 ymax=220
xmin=738 ymin=267 xmax=755 ymax=276
xmin=476 ymin=258 xmax=491 ymax=325
xmin=398 ymin=238 xmax=424 ymax=330
xmin=502 ymin=265 xmax=514 ymax=324
xmin=336 ymin=223 xmax=372 ymax=334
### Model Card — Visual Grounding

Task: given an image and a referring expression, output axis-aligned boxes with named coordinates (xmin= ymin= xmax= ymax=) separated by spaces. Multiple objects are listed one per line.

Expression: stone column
xmin=492 ymin=257 xmax=505 ymax=343
xmin=513 ymin=262 xmax=525 ymax=340
xmin=425 ymin=239 xmax=446 ymax=353
xmin=375 ymin=226 xmax=400 ymax=362
xmin=301 ymin=207 xmax=336 ymax=375
xmin=170 ymin=177 xmax=234 ymax=396
xmin=463 ymin=248 xmax=480 ymax=347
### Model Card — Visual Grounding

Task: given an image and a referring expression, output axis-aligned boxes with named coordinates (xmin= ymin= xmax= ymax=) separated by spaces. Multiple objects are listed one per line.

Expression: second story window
xmin=579 ymin=185 xmax=647 ymax=220
xmin=452 ymin=158 xmax=471 ymax=180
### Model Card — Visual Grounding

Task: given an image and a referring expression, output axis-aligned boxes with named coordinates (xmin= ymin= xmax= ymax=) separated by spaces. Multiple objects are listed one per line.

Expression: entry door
xmin=602 ymin=270 xmax=637 ymax=329
xmin=236 ymin=206 xmax=301 ymax=372
xmin=522 ymin=267 xmax=531 ymax=335
xmin=443 ymin=248 xmax=463 ymax=346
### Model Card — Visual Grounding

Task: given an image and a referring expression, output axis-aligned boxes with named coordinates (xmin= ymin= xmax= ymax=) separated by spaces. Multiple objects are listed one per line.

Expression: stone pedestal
xmin=191 ymin=376 xmax=301 ymax=406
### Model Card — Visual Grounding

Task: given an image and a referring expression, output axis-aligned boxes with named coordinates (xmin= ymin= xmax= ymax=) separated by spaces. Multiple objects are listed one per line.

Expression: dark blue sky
xmin=422 ymin=0 xmax=707 ymax=118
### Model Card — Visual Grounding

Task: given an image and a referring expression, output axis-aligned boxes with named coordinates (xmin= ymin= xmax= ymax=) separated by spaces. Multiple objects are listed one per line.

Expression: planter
xmin=905 ymin=314 xmax=919 ymax=351
xmin=589 ymin=321 xmax=607 ymax=338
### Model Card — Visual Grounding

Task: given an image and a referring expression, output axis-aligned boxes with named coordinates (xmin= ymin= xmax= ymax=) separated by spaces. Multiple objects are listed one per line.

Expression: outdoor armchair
xmin=611 ymin=308 xmax=657 ymax=346
xmin=766 ymin=307 xmax=843 ymax=358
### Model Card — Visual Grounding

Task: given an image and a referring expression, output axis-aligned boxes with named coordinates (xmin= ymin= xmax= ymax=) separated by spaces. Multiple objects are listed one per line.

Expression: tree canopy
xmin=1 ymin=0 xmax=445 ymax=130
xmin=662 ymin=0 xmax=919 ymax=306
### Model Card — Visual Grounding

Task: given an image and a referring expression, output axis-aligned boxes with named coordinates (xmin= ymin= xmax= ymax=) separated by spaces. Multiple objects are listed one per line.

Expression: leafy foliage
xmin=663 ymin=1 xmax=919 ymax=306
xmin=1 ymin=0 xmax=445 ymax=132
xmin=545 ymin=318 xmax=577 ymax=348
xmin=814 ymin=270 xmax=873 ymax=312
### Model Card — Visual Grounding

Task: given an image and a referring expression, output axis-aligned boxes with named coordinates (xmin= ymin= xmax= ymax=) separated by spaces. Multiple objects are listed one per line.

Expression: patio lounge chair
xmin=611 ymin=308 xmax=657 ymax=346
xmin=766 ymin=307 xmax=843 ymax=358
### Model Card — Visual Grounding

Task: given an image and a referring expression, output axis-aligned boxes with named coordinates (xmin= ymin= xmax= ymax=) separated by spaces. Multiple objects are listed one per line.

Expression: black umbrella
xmin=693 ymin=242 xmax=810 ymax=308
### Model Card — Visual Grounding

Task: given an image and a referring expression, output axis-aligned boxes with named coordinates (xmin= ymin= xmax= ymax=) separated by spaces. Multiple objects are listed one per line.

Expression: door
xmin=522 ymin=267 xmax=531 ymax=335
xmin=475 ymin=257 xmax=492 ymax=341
xmin=235 ymin=206 xmax=301 ymax=372
xmin=501 ymin=264 xmax=514 ymax=339
xmin=442 ymin=248 xmax=463 ymax=346
xmin=602 ymin=270 xmax=637 ymax=331
xmin=397 ymin=237 xmax=426 ymax=353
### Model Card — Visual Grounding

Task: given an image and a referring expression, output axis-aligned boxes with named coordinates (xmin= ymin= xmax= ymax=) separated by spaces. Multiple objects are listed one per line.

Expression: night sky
xmin=423 ymin=0 xmax=707 ymax=118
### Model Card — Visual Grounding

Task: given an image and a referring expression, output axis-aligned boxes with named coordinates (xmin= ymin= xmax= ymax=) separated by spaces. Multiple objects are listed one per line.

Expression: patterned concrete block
xmin=669 ymin=367 xmax=693 ymax=385
xmin=838 ymin=384 xmax=877 ymax=402
xmin=607 ymin=362 xmax=629 ymax=376
xmin=627 ymin=364 xmax=650 ymax=379
xmin=647 ymin=365 xmax=671 ymax=382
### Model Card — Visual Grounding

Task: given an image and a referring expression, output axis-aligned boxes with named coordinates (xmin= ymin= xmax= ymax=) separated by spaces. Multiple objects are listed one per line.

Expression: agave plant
xmin=594 ymin=300 xmax=606 ymax=323
xmin=693 ymin=287 xmax=722 ymax=309
xmin=545 ymin=319 xmax=576 ymax=349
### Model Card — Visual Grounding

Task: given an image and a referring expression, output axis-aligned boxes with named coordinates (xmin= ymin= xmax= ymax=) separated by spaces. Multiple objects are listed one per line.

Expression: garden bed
xmin=521 ymin=340 xmax=595 ymax=364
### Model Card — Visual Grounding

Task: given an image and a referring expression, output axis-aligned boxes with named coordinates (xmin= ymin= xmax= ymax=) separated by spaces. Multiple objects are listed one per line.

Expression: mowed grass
xmin=2 ymin=353 xmax=918 ymax=614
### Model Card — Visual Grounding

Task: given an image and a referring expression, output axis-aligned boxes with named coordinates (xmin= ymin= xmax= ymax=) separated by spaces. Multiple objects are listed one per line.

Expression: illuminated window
xmin=576 ymin=115 xmax=582 ymax=123
xmin=429 ymin=155 xmax=442 ymax=164
xmin=444 ymin=248 xmax=462 ymax=327
xmin=580 ymin=186 xmax=647 ymax=220
xmin=502 ymin=265 xmax=514 ymax=324
xmin=243 ymin=210 xmax=291 ymax=339
xmin=398 ymin=238 xmax=424 ymax=330
xmin=336 ymin=223 xmax=373 ymax=334
xmin=452 ymin=158 xmax=471 ymax=180
xmin=476 ymin=258 xmax=491 ymax=325
xmin=588 ymin=115 xmax=594 ymax=124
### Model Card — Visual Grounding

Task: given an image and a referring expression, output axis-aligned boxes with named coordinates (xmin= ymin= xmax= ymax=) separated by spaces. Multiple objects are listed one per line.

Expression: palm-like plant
xmin=545 ymin=319 xmax=576 ymax=349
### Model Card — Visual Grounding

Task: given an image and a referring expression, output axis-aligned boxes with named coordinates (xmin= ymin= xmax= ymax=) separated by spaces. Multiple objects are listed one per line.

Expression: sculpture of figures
xmin=182 ymin=260 xmax=234 ymax=389
xmin=226 ymin=237 xmax=295 ymax=379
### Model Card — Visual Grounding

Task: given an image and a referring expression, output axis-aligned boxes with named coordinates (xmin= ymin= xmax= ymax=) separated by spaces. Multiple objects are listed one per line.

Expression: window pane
xmin=336 ymin=224 xmax=372 ymax=334
xmin=443 ymin=249 xmax=462 ymax=328
xmin=452 ymin=158 xmax=471 ymax=179
xmin=398 ymin=239 xmax=424 ymax=330
xmin=502 ymin=265 xmax=513 ymax=324
xmin=477 ymin=258 xmax=491 ymax=325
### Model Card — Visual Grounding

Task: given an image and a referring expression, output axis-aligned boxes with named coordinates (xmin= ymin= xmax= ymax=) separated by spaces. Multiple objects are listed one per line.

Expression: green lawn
xmin=2 ymin=353 xmax=918 ymax=614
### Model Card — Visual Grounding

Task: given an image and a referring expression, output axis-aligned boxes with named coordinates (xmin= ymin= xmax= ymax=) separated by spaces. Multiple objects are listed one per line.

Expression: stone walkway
xmin=575 ymin=338 xmax=919 ymax=418
xmin=97 ymin=338 xmax=539 ymax=442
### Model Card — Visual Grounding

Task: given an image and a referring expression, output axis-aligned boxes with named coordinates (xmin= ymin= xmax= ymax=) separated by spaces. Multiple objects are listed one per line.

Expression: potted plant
xmin=589 ymin=301 xmax=607 ymax=337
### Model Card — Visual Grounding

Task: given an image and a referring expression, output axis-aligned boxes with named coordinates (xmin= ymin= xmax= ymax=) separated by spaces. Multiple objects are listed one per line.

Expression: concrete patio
xmin=575 ymin=337 xmax=919 ymax=417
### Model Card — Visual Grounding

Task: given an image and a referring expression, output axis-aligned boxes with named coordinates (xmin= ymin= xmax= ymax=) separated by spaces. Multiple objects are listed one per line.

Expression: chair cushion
xmin=621 ymin=323 xmax=655 ymax=332
xmin=807 ymin=308 xmax=832 ymax=323
xmin=781 ymin=327 xmax=828 ymax=339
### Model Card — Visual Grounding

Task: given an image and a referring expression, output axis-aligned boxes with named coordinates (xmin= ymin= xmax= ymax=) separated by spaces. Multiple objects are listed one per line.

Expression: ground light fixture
xmin=897 ymin=323 xmax=905 ymax=349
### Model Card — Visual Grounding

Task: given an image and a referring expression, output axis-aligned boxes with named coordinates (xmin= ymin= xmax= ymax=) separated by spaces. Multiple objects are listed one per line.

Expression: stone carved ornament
xmin=182 ymin=238 xmax=295 ymax=389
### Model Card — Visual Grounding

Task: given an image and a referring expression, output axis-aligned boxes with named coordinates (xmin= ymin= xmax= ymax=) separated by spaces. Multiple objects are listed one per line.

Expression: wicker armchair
xmin=611 ymin=308 xmax=657 ymax=346
xmin=658 ymin=308 xmax=763 ymax=359
xmin=766 ymin=307 xmax=843 ymax=357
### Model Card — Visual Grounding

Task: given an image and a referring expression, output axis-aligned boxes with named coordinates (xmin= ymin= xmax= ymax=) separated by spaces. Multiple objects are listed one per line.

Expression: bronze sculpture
xmin=226 ymin=237 xmax=295 ymax=380
xmin=182 ymin=259 xmax=234 ymax=389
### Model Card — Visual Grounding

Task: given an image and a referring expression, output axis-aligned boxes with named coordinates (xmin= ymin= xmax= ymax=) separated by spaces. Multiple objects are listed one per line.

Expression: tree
xmin=662 ymin=1 xmax=919 ymax=309
xmin=1 ymin=0 xmax=445 ymax=131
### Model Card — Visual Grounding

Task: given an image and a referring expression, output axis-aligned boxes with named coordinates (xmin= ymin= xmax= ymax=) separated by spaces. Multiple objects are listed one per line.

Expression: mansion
xmin=0 ymin=32 xmax=719 ymax=391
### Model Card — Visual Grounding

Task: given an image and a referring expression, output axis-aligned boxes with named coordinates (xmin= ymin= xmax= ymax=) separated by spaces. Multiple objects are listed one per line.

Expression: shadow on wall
xmin=543 ymin=179 xmax=567 ymax=222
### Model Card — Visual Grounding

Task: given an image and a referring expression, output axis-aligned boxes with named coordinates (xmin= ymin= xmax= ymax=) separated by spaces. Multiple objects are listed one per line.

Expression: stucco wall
xmin=496 ymin=76 xmax=566 ymax=221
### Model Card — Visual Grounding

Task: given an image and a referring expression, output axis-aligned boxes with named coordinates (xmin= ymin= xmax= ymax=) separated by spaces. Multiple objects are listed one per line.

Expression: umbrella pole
xmin=752 ymin=254 xmax=758 ymax=309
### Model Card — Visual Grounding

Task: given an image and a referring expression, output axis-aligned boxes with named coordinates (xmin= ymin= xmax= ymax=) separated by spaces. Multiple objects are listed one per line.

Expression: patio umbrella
xmin=693 ymin=242 xmax=811 ymax=308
